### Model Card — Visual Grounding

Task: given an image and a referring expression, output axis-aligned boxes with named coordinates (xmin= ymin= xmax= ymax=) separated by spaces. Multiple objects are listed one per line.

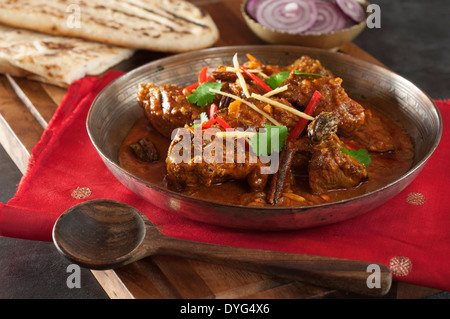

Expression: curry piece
xmin=307 ymin=113 xmax=368 ymax=194
xmin=352 ymin=109 xmax=396 ymax=152
xmin=165 ymin=127 xmax=268 ymax=191
xmin=279 ymin=72 xmax=365 ymax=137
xmin=129 ymin=137 xmax=159 ymax=163
xmin=137 ymin=83 xmax=203 ymax=138
xmin=288 ymin=56 xmax=335 ymax=77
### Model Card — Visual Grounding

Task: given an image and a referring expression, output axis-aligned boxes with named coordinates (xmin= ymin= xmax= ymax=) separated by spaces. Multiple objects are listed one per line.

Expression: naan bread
xmin=0 ymin=25 xmax=134 ymax=87
xmin=0 ymin=0 xmax=219 ymax=52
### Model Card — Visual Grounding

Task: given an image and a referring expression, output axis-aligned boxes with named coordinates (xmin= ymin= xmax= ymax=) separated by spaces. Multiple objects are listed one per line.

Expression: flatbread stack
xmin=0 ymin=0 xmax=219 ymax=86
xmin=0 ymin=25 xmax=135 ymax=87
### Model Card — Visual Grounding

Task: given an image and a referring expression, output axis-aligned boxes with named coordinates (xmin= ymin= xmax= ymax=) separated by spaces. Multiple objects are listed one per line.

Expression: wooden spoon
xmin=52 ymin=199 xmax=392 ymax=296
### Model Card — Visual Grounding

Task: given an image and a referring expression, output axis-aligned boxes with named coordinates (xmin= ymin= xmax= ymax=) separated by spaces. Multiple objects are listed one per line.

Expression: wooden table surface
xmin=0 ymin=0 xmax=444 ymax=299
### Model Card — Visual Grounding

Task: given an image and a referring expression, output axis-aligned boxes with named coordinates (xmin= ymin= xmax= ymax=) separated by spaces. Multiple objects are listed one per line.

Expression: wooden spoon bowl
xmin=53 ymin=200 xmax=147 ymax=268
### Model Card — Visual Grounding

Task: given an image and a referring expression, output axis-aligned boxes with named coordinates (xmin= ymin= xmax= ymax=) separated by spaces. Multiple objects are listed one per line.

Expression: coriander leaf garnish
xmin=266 ymin=71 xmax=290 ymax=90
xmin=294 ymin=70 xmax=324 ymax=77
xmin=266 ymin=71 xmax=323 ymax=90
xmin=249 ymin=124 xmax=288 ymax=156
xmin=187 ymin=82 xmax=222 ymax=107
xmin=341 ymin=147 xmax=372 ymax=168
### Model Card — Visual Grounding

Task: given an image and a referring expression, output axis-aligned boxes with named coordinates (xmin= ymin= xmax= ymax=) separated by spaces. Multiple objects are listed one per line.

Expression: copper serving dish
xmin=87 ymin=45 xmax=441 ymax=231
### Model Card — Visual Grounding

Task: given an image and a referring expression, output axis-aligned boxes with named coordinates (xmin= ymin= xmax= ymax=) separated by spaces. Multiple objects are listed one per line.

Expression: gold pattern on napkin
xmin=406 ymin=192 xmax=426 ymax=206
xmin=389 ymin=256 xmax=412 ymax=277
xmin=71 ymin=187 xmax=92 ymax=199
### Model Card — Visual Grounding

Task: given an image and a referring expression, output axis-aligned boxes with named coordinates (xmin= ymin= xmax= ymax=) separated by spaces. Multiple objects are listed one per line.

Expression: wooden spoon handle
xmin=155 ymin=237 xmax=392 ymax=296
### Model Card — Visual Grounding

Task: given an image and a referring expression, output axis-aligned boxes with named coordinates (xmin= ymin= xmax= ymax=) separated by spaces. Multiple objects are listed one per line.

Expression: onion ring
xmin=245 ymin=0 xmax=265 ymax=19
xmin=307 ymin=1 xmax=348 ymax=33
xmin=336 ymin=0 xmax=365 ymax=23
xmin=255 ymin=0 xmax=318 ymax=34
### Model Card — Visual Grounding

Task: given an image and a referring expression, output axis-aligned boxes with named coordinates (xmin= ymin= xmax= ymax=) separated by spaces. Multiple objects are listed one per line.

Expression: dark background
xmin=0 ymin=0 xmax=448 ymax=299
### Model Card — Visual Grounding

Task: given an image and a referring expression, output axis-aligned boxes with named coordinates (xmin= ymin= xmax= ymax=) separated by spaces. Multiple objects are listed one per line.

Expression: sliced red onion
xmin=255 ymin=0 xmax=318 ymax=34
xmin=307 ymin=1 xmax=347 ymax=33
xmin=246 ymin=0 xmax=265 ymax=20
xmin=336 ymin=0 xmax=365 ymax=22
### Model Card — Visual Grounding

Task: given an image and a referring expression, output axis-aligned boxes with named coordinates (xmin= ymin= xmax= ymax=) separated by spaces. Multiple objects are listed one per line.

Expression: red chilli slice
xmin=209 ymin=103 xmax=218 ymax=119
xmin=216 ymin=116 xmax=234 ymax=131
xmin=287 ymin=90 xmax=322 ymax=141
xmin=239 ymin=65 xmax=272 ymax=92
xmin=184 ymin=67 xmax=210 ymax=91
xmin=336 ymin=0 xmax=365 ymax=23
xmin=196 ymin=117 xmax=217 ymax=131
xmin=307 ymin=1 xmax=348 ymax=33
xmin=184 ymin=81 xmax=200 ymax=91
xmin=198 ymin=66 xmax=209 ymax=83
xmin=255 ymin=0 xmax=318 ymax=34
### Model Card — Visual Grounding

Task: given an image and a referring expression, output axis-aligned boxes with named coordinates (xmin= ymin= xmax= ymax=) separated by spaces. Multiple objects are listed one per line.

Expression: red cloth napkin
xmin=1 ymin=71 xmax=449 ymax=292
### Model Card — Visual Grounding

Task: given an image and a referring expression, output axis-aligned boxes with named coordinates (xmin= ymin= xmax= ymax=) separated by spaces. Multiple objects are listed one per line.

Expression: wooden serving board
xmin=0 ymin=0 xmax=441 ymax=299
